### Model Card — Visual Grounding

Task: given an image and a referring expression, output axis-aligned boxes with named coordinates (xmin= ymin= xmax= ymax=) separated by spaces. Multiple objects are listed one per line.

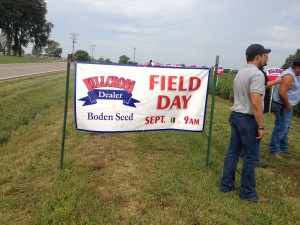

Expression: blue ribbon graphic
xmin=79 ymin=89 xmax=140 ymax=108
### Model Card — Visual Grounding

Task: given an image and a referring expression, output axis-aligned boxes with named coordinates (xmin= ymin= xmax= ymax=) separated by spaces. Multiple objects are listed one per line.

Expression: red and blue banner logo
xmin=79 ymin=89 xmax=140 ymax=107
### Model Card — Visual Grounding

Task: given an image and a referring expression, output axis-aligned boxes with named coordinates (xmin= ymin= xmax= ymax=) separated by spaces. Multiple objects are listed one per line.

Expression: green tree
xmin=118 ymin=55 xmax=137 ymax=64
xmin=105 ymin=58 xmax=112 ymax=63
xmin=75 ymin=50 xmax=91 ymax=62
xmin=98 ymin=56 xmax=105 ymax=62
xmin=32 ymin=45 xmax=43 ymax=55
xmin=98 ymin=57 xmax=112 ymax=63
xmin=0 ymin=0 xmax=53 ymax=56
xmin=118 ymin=55 xmax=130 ymax=64
xmin=44 ymin=40 xmax=62 ymax=57
xmin=282 ymin=49 xmax=300 ymax=69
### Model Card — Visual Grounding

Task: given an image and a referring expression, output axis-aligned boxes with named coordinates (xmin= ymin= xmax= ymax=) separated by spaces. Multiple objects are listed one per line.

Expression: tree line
xmin=0 ymin=1 xmax=299 ymax=68
xmin=74 ymin=50 xmax=136 ymax=64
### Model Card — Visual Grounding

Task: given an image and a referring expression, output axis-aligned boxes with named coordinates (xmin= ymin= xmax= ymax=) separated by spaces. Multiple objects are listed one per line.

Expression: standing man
xmin=240 ymin=52 xmax=270 ymax=167
xmin=221 ymin=44 xmax=270 ymax=203
xmin=269 ymin=58 xmax=300 ymax=159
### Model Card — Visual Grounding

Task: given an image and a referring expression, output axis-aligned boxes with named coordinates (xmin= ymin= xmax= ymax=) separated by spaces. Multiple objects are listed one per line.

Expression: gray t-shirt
xmin=231 ymin=64 xmax=265 ymax=115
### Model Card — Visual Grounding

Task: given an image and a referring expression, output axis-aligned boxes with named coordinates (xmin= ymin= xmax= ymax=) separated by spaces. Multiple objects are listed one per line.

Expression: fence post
xmin=205 ymin=55 xmax=219 ymax=168
xmin=60 ymin=54 xmax=72 ymax=170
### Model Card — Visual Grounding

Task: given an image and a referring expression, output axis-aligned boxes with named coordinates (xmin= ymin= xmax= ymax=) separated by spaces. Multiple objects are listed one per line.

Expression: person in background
xmin=261 ymin=54 xmax=271 ymax=116
xmin=255 ymin=52 xmax=271 ymax=168
xmin=149 ymin=59 xmax=155 ymax=66
xmin=269 ymin=58 xmax=300 ymax=159
xmin=221 ymin=44 xmax=270 ymax=203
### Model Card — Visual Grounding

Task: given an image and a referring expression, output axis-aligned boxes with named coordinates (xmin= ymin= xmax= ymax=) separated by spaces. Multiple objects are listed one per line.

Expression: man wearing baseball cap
xmin=221 ymin=44 xmax=270 ymax=203
xmin=246 ymin=44 xmax=271 ymax=60
xmin=269 ymin=57 xmax=300 ymax=158
xmin=240 ymin=45 xmax=272 ymax=168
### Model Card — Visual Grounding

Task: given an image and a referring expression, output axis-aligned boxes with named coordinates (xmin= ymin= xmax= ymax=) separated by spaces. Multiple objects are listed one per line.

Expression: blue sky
xmin=30 ymin=0 xmax=300 ymax=69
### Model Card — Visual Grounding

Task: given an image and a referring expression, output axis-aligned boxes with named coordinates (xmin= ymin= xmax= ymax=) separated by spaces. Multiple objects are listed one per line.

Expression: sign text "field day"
xmin=149 ymin=75 xmax=201 ymax=109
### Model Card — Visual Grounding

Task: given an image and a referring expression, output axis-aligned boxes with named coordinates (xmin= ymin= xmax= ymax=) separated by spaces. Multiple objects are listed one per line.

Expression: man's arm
xmin=266 ymin=77 xmax=282 ymax=89
xmin=279 ymin=74 xmax=294 ymax=110
xmin=251 ymin=92 xmax=264 ymax=139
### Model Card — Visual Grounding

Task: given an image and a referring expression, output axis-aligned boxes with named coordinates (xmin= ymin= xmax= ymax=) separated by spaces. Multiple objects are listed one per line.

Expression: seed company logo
xmin=78 ymin=75 xmax=140 ymax=107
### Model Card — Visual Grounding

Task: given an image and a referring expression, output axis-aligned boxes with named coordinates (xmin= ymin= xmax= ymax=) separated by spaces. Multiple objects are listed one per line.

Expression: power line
xmin=70 ymin=33 xmax=79 ymax=56
xmin=91 ymin=45 xmax=96 ymax=62
xmin=134 ymin=47 xmax=137 ymax=63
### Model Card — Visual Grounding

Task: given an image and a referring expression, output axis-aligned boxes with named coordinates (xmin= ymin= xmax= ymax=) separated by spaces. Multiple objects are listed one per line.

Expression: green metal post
xmin=60 ymin=54 xmax=72 ymax=170
xmin=206 ymin=55 xmax=219 ymax=168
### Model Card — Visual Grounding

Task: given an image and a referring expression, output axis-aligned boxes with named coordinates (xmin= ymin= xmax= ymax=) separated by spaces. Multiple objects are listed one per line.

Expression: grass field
xmin=0 ymin=72 xmax=300 ymax=224
xmin=0 ymin=55 xmax=53 ymax=64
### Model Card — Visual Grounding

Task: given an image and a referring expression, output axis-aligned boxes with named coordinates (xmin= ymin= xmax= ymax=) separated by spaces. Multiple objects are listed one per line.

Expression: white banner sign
xmin=74 ymin=63 xmax=210 ymax=133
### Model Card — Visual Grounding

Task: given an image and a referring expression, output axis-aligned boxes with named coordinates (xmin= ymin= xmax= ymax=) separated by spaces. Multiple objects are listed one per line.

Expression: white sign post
xmin=267 ymin=67 xmax=284 ymax=113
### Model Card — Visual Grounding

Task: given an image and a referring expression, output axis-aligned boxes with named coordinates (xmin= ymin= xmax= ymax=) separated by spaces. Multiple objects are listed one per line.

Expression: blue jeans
xmin=240 ymin=113 xmax=266 ymax=163
xmin=221 ymin=111 xmax=260 ymax=200
xmin=269 ymin=101 xmax=293 ymax=154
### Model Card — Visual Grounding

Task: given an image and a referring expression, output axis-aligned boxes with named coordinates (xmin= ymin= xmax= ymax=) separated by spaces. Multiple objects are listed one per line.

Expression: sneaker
xmin=256 ymin=162 xmax=268 ymax=168
xmin=250 ymin=197 xmax=268 ymax=203
xmin=273 ymin=153 xmax=283 ymax=160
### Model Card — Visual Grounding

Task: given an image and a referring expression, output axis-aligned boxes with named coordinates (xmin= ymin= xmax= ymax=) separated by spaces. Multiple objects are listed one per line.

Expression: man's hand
xmin=286 ymin=104 xmax=292 ymax=111
xmin=256 ymin=129 xmax=265 ymax=139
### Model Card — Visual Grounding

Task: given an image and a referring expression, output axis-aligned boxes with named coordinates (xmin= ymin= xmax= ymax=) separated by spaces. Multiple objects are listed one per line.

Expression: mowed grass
xmin=0 ymin=72 xmax=300 ymax=224
xmin=0 ymin=55 xmax=52 ymax=64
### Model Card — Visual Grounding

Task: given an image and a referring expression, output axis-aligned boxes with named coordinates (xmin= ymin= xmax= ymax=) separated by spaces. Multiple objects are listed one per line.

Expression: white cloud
xmin=264 ymin=24 xmax=300 ymax=51
xmin=30 ymin=0 xmax=300 ymax=68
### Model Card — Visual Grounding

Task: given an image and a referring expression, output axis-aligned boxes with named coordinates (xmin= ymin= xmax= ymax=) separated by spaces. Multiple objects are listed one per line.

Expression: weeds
xmin=0 ymin=73 xmax=299 ymax=224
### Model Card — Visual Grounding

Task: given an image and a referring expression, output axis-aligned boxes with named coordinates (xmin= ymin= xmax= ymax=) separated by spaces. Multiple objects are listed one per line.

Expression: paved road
xmin=0 ymin=62 xmax=69 ymax=80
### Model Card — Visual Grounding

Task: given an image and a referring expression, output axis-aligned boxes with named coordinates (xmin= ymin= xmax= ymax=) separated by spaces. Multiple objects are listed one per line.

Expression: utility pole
xmin=70 ymin=33 xmax=79 ymax=60
xmin=91 ymin=45 xmax=96 ymax=62
xmin=134 ymin=47 xmax=137 ymax=63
